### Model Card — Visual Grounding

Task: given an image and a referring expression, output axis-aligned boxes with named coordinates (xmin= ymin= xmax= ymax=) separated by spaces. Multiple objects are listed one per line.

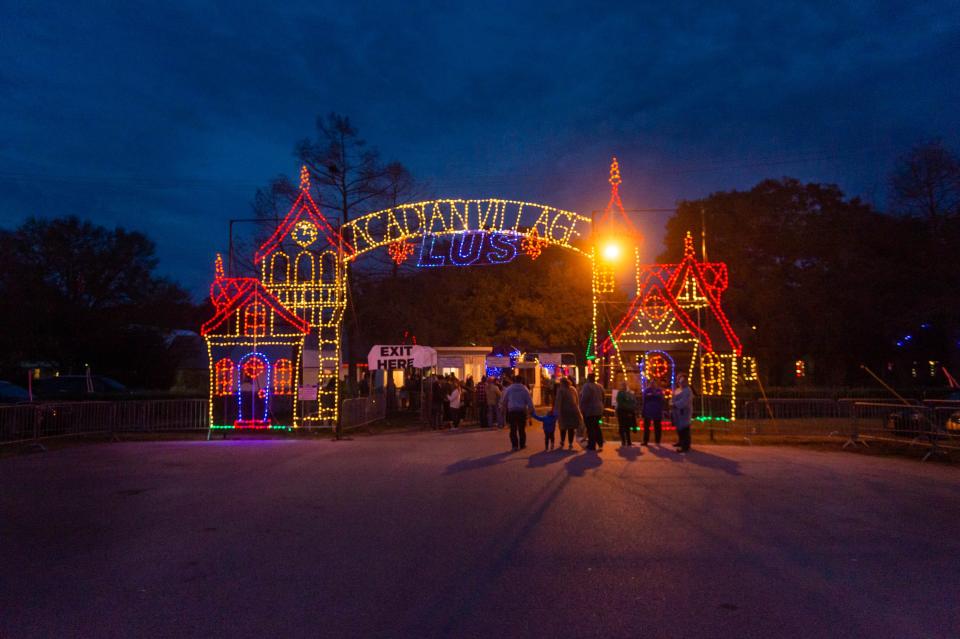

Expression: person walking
xmin=448 ymin=380 xmax=463 ymax=429
xmin=553 ymin=377 xmax=583 ymax=450
xmin=579 ymin=373 xmax=605 ymax=451
xmin=441 ymin=375 xmax=454 ymax=427
xmin=476 ymin=376 xmax=488 ymax=428
xmin=500 ymin=374 xmax=534 ymax=450
xmin=641 ymin=379 xmax=665 ymax=446
xmin=463 ymin=375 xmax=474 ymax=422
xmin=485 ymin=376 xmax=502 ymax=428
xmin=615 ymin=381 xmax=637 ymax=447
xmin=531 ymin=410 xmax=558 ymax=450
xmin=672 ymin=375 xmax=693 ymax=452
xmin=430 ymin=374 xmax=444 ymax=429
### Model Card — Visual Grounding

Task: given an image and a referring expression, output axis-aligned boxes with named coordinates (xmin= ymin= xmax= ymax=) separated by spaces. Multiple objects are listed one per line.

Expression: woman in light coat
xmin=671 ymin=376 xmax=693 ymax=452
xmin=553 ymin=377 xmax=583 ymax=450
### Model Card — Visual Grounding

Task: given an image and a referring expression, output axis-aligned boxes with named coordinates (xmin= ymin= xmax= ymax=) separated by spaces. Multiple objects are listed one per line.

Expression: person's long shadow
xmin=648 ymin=445 xmax=680 ymax=460
xmin=565 ymin=451 xmax=602 ymax=476
xmin=647 ymin=444 xmax=742 ymax=476
xmin=526 ymin=448 xmax=575 ymax=468
xmin=443 ymin=451 xmax=513 ymax=475
xmin=683 ymin=449 xmax=743 ymax=476
xmin=616 ymin=445 xmax=642 ymax=462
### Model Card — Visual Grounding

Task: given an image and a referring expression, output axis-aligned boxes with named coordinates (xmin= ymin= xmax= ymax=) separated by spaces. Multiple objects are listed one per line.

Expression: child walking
xmin=531 ymin=411 xmax=558 ymax=450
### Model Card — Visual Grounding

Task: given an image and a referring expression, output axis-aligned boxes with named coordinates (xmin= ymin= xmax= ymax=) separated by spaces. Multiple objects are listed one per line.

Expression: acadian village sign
xmin=340 ymin=199 xmax=593 ymax=267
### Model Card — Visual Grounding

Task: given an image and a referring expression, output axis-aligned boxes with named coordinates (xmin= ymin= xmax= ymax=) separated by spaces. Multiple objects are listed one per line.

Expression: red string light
xmin=242 ymin=356 xmax=266 ymax=379
xmin=255 ymin=165 xmax=354 ymax=264
xmin=520 ymin=228 xmax=548 ymax=259
xmin=600 ymin=230 xmax=743 ymax=356
xmin=594 ymin=157 xmax=639 ymax=236
xmin=387 ymin=239 xmax=414 ymax=265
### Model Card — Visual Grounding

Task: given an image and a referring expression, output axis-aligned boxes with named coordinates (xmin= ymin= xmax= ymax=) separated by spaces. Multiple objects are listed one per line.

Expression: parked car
xmin=31 ymin=375 xmax=128 ymax=400
xmin=0 ymin=381 xmax=30 ymax=403
xmin=885 ymin=407 xmax=925 ymax=438
xmin=947 ymin=411 xmax=960 ymax=433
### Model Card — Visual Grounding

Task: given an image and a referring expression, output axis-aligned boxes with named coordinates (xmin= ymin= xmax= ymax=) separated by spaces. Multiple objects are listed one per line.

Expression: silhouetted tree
xmin=0 ymin=216 xmax=196 ymax=388
xmin=662 ymin=179 xmax=913 ymax=385
xmin=890 ymin=140 xmax=960 ymax=220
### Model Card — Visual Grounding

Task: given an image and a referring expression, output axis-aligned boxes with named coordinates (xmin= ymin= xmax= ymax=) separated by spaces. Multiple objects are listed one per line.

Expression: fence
xmin=0 ymin=399 xmax=208 ymax=446
xmin=340 ymin=392 xmax=387 ymax=430
xmin=848 ymin=401 xmax=960 ymax=460
xmin=4 ymin=395 xmax=958 ymax=458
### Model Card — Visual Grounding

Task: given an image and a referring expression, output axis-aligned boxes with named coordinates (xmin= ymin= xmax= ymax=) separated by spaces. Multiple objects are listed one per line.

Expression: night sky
xmin=2 ymin=2 xmax=958 ymax=294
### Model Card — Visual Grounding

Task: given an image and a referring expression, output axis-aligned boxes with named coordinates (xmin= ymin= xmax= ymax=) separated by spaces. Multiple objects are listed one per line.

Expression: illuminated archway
xmin=202 ymin=163 xmax=643 ymax=429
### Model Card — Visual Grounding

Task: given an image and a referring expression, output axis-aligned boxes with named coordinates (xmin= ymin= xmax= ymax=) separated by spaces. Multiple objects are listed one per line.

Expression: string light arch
xmin=200 ymin=159 xmax=755 ymax=428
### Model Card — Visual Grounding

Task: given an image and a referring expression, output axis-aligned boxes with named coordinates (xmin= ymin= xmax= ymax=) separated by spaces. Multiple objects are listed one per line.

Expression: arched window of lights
xmin=270 ymin=252 xmax=290 ymax=284
xmin=295 ymin=251 xmax=315 ymax=283
xmin=214 ymin=358 xmax=235 ymax=395
xmin=273 ymin=359 xmax=294 ymax=395
xmin=244 ymin=302 xmax=267 ymax=337
xmin=701 ymin=351 xmax=724 ymax=396
xmin=320 ymin=251 xmax=337 ymax=284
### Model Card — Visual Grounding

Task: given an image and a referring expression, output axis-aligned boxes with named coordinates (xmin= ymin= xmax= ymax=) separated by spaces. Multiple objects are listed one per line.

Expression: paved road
xmin=2 ymin=428 xmax=959 ymax=638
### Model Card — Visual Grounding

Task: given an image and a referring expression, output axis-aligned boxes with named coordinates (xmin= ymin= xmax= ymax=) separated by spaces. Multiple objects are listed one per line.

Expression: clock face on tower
xmin=292 ymin=220 xmax=318 ymax=247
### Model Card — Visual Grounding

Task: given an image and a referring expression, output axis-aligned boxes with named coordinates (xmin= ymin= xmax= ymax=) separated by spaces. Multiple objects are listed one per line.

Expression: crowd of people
xmin=421 ymin=370 xmax=695 ymax=453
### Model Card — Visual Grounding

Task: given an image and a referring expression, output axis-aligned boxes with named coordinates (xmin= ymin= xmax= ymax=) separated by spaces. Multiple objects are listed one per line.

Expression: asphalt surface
xmin=2 ymin=427 xmax=959 ymax=639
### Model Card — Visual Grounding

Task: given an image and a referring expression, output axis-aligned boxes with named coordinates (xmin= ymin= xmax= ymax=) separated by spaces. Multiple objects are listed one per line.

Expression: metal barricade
xmin=848 ymin=401 xmax=959 ymax=460
xmin=112 ymin=399 xmax=209 ymax=432
xmin=0 ymin=405 xmax=42 ymax=444
xmin=838 ymin=397 xmax=919 ymax=417
xmin=0 ymin=399 xmax=211 ymax=446
xmin=742 ymin=398 xmax=839 ymax=420
xmin=341 ymin=392 xmax=387 ymax=430
xmin=36 ymin=402 xmax=115 ymax=439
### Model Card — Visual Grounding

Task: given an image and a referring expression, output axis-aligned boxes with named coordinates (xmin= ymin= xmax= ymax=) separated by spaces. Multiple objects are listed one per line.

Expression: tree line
xmin=1 ymin=112 xmax=957 ymax=389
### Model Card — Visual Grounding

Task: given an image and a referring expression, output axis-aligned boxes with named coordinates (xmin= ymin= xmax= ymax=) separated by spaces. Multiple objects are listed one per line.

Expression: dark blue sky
xmin=2 ymin=2 xmax=958 ymax=294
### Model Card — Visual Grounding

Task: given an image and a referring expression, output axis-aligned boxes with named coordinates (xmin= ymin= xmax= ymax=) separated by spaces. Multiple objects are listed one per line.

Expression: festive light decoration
xmin=639 ymin=350 xmax=676 ymax=397
xmin=417 ymin=230 xmax=521 ymax=267
xmin=520 ymin=228 xmax=548 ymax=259
xmin=292 ymin=220 xmax=319 ymax=247
xmin=200 ymin=159 xmax=753 ymax=428
xmin=701 ymin=351 xmax=724 ymax=395
xmin=594 ymin=157 xmax=638 ymax=235
xmin=592 ymin=246 xmax=616 ymax=294
xmin=595 ymin=229 xmax=755 ymax=420
xmin=646 ymin=352 xmax=670 ymax=380
xmin=215 ymin=358 xmax=234 ymax=396
xmin=340 ymin=199 xmax=590 ymax=259
xmin=795 ymin=359 xmax=806 ymax=378
xmin=274 ymin=359 xmax=293 ymax=395
xmin=237 ymin=352 xmax=271 ymax=427
xmin=202 ymin=169 xmax=324 ymax=429
xmin=387 ymin=239 xmax=414 ymax=265
xmin=244 ymin=303 xmax=267 ymax=337
xmin=242 ymin=356 xmax=267 ymax=380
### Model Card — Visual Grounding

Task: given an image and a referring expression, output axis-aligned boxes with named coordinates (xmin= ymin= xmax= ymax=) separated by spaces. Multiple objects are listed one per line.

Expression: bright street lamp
xmin=601 ymin=241 xmax=621 ymax=262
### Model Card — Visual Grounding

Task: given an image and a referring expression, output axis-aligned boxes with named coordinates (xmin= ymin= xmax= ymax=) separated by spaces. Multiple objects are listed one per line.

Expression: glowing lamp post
xmin=601 ymin=241 xmax=622 ymax=263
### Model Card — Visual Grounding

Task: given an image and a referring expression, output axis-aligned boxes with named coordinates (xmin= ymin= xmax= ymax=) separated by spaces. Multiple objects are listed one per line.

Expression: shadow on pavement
xmin=526 ymin=449 xmax=575 ymax=468
xmin=616 ymin=445 xmax=642 ymax=461
xmin=648 ymin=445 xmax=681 ymax=460
xmin=565 ymin=451 xmax=602 ymax=476
xmin=683 ymin=449 xmax=743 ymax=475
xmin=646 ymin=444 xmax=742 ymax=475
xmin=443 ymin=451 xmax=513 ymax=475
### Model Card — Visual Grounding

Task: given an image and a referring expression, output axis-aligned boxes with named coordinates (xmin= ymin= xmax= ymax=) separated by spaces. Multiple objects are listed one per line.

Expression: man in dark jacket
xmin=641 ymin=379 xmax=665 ymax=445
xmin=579 ymin=373 xmax=605 ymax=451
